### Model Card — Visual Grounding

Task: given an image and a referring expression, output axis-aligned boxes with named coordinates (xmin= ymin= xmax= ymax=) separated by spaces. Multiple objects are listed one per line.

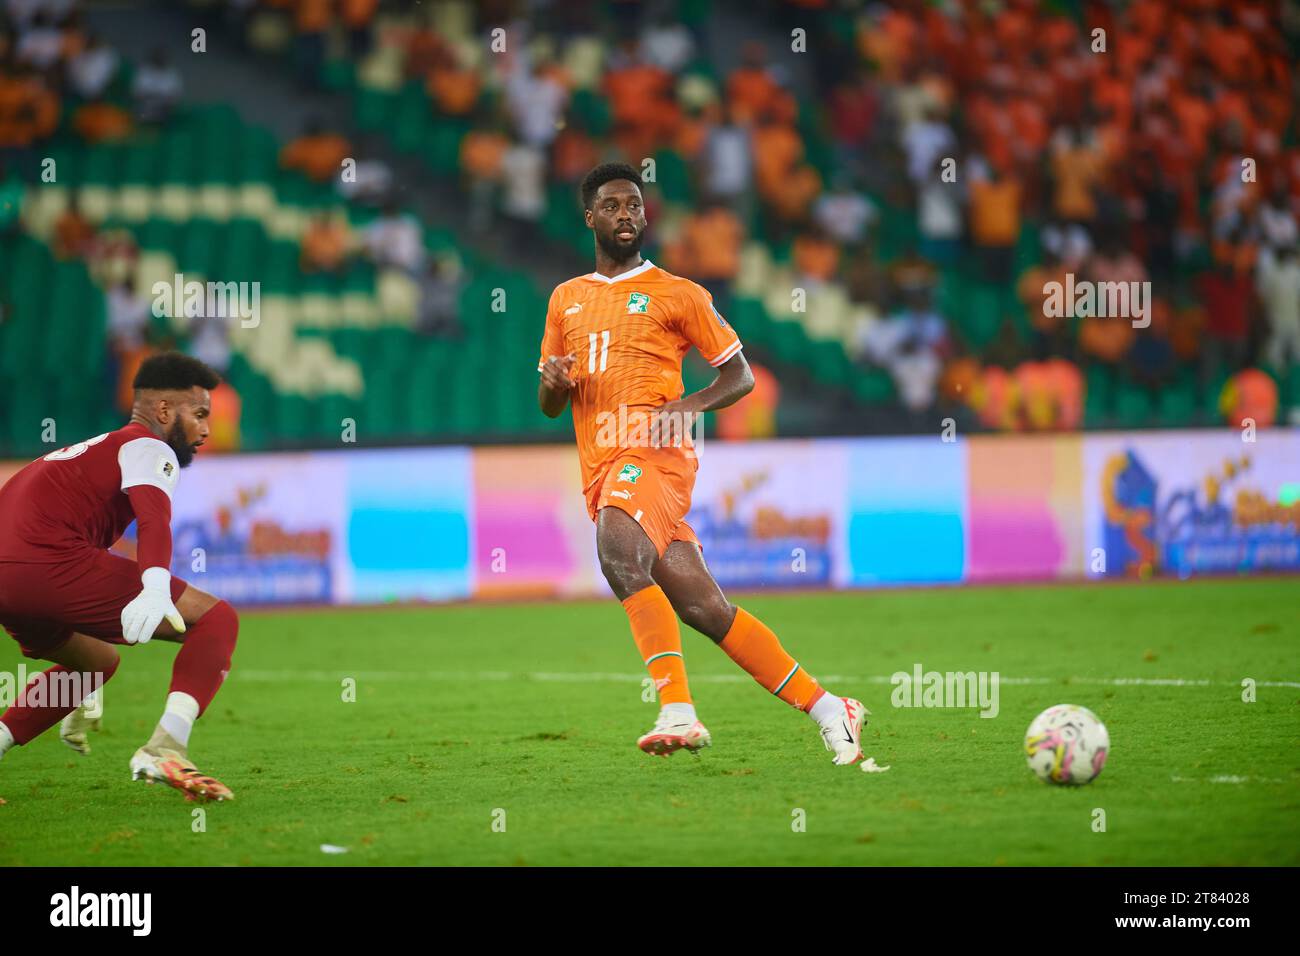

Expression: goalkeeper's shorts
xmin=0 ymin=549 xmax=187 ymax=658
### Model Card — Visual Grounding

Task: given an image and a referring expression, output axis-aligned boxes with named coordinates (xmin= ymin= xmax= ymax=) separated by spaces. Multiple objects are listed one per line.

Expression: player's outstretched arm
xmin=539 ymin=353 xmax=577 ymax=418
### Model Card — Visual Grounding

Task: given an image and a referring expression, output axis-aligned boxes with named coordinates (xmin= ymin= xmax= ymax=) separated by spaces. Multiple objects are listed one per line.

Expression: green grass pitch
xmin=0 ymin=578 xmax=1296 ymax=866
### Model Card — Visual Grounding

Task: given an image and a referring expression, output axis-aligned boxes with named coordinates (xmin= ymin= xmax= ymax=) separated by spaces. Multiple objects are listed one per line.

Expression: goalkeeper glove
xmin=120 ymin=567 xmax=186 ymax=645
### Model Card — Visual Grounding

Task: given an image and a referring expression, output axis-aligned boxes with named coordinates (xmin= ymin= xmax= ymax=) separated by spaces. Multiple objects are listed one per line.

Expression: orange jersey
xmin=538 ymin=259 xmax=743 ymax=500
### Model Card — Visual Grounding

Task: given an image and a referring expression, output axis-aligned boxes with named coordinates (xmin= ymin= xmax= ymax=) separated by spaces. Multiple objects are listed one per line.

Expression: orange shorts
xmin=587 ymin=452 xmax=700 ymax=557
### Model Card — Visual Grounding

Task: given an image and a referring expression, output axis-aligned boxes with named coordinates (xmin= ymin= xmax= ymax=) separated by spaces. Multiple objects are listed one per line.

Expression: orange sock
xmin=719 ymin=607 xmax=826 ymax=712
xmin=622 ymin=585 xmax=692 ymax=706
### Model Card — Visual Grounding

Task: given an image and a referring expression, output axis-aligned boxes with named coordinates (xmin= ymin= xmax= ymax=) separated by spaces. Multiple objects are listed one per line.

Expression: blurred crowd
xmin=254 ymin=0 xmax=1298 ymax=428
xmin=6 ymin=0 xmax=1300 ymax=434
xmin=1 ymin=0 xmax=184 ymax=150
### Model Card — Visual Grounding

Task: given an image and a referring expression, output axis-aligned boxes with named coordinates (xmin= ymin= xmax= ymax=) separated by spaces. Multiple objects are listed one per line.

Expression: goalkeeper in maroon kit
xmin=0 ymin=352 xmax=237 ymax=802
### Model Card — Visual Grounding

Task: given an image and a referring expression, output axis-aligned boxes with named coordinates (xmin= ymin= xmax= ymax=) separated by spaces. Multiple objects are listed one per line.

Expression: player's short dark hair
xmin=133 ymin=351 xmax=221 ymax=392
xmin=580 ymin=162 xmax=643 ymax=210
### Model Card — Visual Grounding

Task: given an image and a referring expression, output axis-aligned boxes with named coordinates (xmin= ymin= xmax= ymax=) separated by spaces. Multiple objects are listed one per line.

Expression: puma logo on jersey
xmin=610 ymin=489 xmax=633 ymax=500
xmin=564 ymin=303 xmax=583 ymax=316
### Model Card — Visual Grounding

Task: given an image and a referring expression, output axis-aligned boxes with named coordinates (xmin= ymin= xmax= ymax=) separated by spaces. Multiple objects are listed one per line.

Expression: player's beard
xmin=596 ymin=225 xmax=644 ymax=264
xmin=167 ymin=418 xmax=196 ymax=468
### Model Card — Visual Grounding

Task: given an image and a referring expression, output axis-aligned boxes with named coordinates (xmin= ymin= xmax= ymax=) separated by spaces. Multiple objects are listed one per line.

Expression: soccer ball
xmin=1024 ymin=704 xmax=1109 ymax=785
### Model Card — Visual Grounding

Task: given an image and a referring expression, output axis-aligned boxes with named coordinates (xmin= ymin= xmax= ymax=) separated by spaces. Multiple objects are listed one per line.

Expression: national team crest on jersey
xmin=626 ymin=292 xmax=650 ymax=314
xmin=617 ymin=464 xmax=643 ymax=483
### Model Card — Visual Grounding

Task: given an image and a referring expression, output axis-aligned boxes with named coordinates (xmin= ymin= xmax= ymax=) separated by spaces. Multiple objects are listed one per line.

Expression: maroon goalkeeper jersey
xmin=0 ymin=422 xmax=180 ymax=564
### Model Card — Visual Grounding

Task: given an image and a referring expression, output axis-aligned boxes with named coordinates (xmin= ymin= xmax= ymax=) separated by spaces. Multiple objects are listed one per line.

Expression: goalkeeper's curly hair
xmin=580 ymin=162 xmax=644 ymax=210
xmin=133 ymin=351 xmax=222 ymax=393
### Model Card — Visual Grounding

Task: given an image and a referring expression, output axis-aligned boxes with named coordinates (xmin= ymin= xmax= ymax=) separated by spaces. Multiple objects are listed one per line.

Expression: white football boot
xmin=130 ymin=735 xmax=234 ymax=802
xmin=637 ymin=709 xmax=712 ymax=757
xmin=818 ymin=697 xmax=869 ymax=765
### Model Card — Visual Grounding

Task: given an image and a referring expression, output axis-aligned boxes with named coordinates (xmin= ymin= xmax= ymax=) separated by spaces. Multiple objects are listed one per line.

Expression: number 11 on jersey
xmin=588 ymin=330 xmax=610 ymax=373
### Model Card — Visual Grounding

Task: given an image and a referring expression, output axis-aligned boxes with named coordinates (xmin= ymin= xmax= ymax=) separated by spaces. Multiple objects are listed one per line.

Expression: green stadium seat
xmin=1114 ymin=381 xmax=1153 ymax=428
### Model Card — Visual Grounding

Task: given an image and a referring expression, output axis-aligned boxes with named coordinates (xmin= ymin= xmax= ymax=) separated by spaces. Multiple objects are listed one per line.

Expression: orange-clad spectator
xmin=551 ymin=123 xmax=599 ymax=184
xmin=769 ymin=164 xmax=822 ymax=224
xmin=52 ymin=195 xmax=96 ymax=260
xmin=72 ymin=100 xmax=132 ymax=143
xmin=1050 ymin=125 xmax=1104 ymax=221
xmin=1220 ymin=368 xmax=1278 ymax=428
xmin=667 ymin=203 xmax=744 ymax=282
xmin=1203 ymin=14 xmax=1254 ymax=85
xmin=206 ymin=382 xmax=242 ymax=452
xmin=1170 ymin=84 xmax=1214 ymax=162
xmin=1079 ymin=315 xmax=1136 ymax=365
xmin=793 ymin=229 xmax=840 ymax=284
xmin=603 ymin=42 xmax=674 ymax=128
xmin=406 ymin=26 xmax=447 ymax=80
xmin=859 ymin=7 xmax=918 ymax=82
xmin=1169 ymin=303 xmax=1205 ymax=364
xmin=301 ymin=212 xmax=352 ymax=273
xmin=969 ymin=166 xmax=1021 ymax=282
xmin=993 ymin=5 xmax=1034 ymax=53
xmin=294 ymin=0 xmax=331 ymax=32
xmin=427 ymin=53 xmax=481 ymax=116
xmin=970 ymin=365 xmax=1020 ymax=431
xmin=1113 ymin=30 xmax=1153 ymax=82
xmin=341 ymin=0 xmax=379 ymax=26
xmin=603 ymin=45 xmax=677 ymax=159
xmin=0 ymin=69 xmax=59 ymax=148
xmin=673 ymin=102 xmax=711 ymax=161
xmin=939 ymin=355 xmax=980 ymax=405
xmin=726 ymin=42 xmax=791 ymax=125
xmin=1017 ymin=251 xmax=1071 ymax=343
xmin=460 ymin=125 xmax=510 ymax=233
xmin=280 ymin=120 xmax=353 ymax=184
xmin=752 ymin=115 xmax=821 ymax=222
xmin=717 ymin=361 xmax=779 ymax=440
xmin=115 ymin=346 xmax=150 ymax=415
xmin=1091 ymin=73 xmax=1133 ymax=136
xmin=1211 ymin=232 xmax=1258 ymax=277
xmin=1014 ymin=360 xmax=1059 ymax=430
xmin=460 ymin=127 xmax=509 ymax=181
xmin=1047 ymin=358 xmax=1084 ymax=429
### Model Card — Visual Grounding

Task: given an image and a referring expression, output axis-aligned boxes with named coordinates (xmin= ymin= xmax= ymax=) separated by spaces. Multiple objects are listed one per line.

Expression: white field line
xmin=231 ymin=670 xmax=1300 ymax=689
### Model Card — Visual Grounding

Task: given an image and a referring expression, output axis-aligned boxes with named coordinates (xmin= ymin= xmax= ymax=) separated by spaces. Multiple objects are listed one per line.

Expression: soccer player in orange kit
xmin=538 ymin=163 xmax=867 ymax=764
